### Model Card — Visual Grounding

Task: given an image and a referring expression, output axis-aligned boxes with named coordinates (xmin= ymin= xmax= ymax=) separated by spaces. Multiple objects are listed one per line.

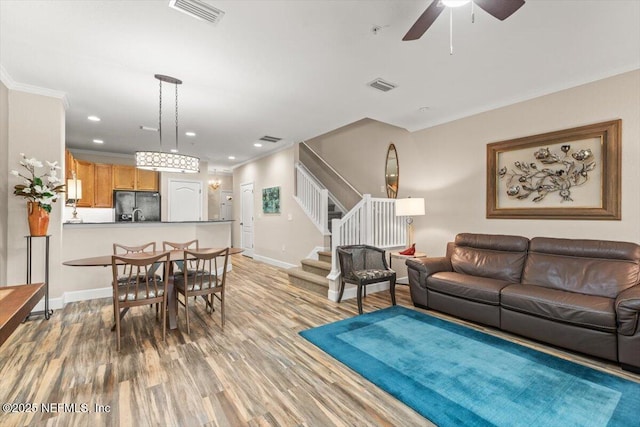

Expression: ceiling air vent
xmin=259 ymin=135 xmax=282 ymax=143
xmin=368 ymin=78 xmax=397 ymax=92
xmin=168 ymin=0 xmax=225 ymax=25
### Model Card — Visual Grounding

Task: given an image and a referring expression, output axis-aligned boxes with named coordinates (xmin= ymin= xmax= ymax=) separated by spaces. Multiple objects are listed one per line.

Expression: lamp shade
xmin=66 ymin=178 xmax=83 ymax=199
xmin=395 ymin=197 xmax=425 ymax=216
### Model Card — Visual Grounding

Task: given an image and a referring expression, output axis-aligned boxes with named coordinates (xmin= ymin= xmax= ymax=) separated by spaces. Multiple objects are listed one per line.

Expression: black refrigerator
xmin=114 ymin=191 xmax=161 ymax=222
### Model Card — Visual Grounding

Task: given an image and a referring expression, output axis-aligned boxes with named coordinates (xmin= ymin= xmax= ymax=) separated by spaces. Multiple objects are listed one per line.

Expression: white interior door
xmin=240 ymin=182 xmax=254 ymax=257
xmin=169 ymin=179 xmax=202 ymax=221
xmin=220 ymin=190 xmax=233 ymax=220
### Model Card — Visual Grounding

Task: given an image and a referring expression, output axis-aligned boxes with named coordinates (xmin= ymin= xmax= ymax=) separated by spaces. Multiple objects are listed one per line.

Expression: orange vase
xmin=27 ymin=202 xmax=50 ymax=236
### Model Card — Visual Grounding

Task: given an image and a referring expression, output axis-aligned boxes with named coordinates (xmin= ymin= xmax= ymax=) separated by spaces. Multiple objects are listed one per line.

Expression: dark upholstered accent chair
xmin=337 ymin=245 xmax=396 ymax=314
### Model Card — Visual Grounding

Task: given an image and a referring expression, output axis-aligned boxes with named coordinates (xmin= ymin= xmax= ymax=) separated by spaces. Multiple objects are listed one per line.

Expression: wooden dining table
xmin=63 ymin=248 xmax=243 ymax=330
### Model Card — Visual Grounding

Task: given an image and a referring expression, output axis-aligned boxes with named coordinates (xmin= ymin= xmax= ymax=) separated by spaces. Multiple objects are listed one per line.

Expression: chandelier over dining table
xmin=136 ymin=74 xmax=200 ymax=173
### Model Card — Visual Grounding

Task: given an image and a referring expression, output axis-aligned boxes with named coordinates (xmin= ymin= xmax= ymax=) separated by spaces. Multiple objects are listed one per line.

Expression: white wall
xmin=233 ymin=146 xmax=325 ymax=266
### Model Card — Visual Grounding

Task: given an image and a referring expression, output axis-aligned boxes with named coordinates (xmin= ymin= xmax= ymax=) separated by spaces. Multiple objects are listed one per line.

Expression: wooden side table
xmin=389 ymin=251 xmax=426 ymax=285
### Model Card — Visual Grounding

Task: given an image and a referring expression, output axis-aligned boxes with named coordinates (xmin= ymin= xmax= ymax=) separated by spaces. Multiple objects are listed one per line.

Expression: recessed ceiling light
xmin=254 ymin=143 xmax=263 ymax=147
xmin=92 ymin=139 xmax=104 ymax=144
xmin=140 ymin=125 xmax=158 ymax=132
xmin=87 ymin=115 xmax=101 ymax=122
xmin=185 ymin=131 xmax=196 ymax=137
xmin=228 ymin=156 xmax=235 ymax=160
xmin=170 ymin=149 xmax=178 ymax=153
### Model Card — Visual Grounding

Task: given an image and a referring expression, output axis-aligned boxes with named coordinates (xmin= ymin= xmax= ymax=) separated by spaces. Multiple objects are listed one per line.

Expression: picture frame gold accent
xmin=486 ymin=120 xmax=621 ymax=220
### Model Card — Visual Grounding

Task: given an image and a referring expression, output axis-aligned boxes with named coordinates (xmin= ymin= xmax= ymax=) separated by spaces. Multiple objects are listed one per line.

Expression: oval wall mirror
xmin=385 ymin=143 xmax=399 ymax=198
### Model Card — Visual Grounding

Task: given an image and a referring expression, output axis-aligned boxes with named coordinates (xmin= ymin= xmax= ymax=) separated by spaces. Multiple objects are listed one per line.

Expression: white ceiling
xmin=1 ymin=0 xmax=639 ymax=171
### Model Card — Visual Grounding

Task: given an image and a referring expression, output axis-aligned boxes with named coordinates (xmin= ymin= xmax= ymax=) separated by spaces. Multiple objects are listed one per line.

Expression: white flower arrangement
xmin=12 ymin=153 xmax=65 ymax=213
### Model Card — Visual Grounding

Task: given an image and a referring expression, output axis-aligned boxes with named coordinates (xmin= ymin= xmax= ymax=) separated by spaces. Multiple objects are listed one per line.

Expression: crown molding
xmin=0 ymin=64 xmax=70 ymax=110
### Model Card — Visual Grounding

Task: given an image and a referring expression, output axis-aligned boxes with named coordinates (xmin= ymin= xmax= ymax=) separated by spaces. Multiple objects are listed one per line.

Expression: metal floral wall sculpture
xmin=498 ymin=145 xmax=596 ymax=203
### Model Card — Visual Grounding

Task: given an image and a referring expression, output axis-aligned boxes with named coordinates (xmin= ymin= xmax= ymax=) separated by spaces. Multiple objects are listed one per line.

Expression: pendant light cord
xmin=158 ymin=79 xmax=163 ymax=151
xmin=175 ymin=83 xmax=179 ymax=152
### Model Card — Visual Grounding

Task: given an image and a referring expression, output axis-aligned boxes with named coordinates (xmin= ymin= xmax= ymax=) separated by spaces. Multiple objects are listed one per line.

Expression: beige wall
xmin=0 ymin=82 xmax=8 ymax=283
xmin=301 ymin=70 xmax=640 ymax=258
xmin=207 ymin=174 xmax=233 ymax=220
xmin=6 ymin=90 xmax=65 ymax=289
xmin=306 ymin=118 xmax=415 ymax=198
xmin=233 ymin=146 xmax=325 ymax=266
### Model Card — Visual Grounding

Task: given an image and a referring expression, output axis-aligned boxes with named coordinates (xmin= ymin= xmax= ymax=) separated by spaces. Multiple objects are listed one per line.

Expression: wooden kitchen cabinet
xmin=113 ymin=165 xmax=136 ymax=190
xmin=65 ymin=149 xmax=75 ymax=181
xmin=94 ymin=163 xmax=113 ymax=208
xmin=75 ymin=159 xmax=95 ymax=207
xmin=135 ymin=168 xmax=159 ymax=191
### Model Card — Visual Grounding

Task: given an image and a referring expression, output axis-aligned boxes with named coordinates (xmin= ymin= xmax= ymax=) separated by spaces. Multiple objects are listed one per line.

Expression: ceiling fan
xmin=403 ymin=0 xmax=525 ymax=41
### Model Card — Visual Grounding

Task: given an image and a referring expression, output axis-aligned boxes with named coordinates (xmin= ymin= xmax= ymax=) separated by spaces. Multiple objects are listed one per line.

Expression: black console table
xmin=25 ymin=235 xmax=53 ymax=319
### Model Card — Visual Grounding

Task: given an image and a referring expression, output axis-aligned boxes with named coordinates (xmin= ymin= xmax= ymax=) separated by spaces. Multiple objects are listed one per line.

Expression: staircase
xmin=327 ymin=203 xmax=342 ymax=232
xmin=286 ymin=250 xmax=332 ymax=296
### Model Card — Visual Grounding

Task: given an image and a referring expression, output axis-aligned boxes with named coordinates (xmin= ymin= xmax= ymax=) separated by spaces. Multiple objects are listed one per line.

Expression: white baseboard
xmin=30 ymin=265 xmax=233 ymax=313
xmin=250 ymin=254 xmax=297 ymax=270
xmin=327 ymin=281 xmax=390 ymax=302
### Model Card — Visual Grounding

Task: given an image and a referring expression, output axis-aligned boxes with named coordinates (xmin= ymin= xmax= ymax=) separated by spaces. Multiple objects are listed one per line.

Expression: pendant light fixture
xmin=136 ymin=74 xmax=200 ymax=173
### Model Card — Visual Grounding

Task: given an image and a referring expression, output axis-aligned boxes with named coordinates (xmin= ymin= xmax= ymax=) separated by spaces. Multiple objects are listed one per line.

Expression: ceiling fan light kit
xmin=136 ymin=74 xmax=200 ymax=174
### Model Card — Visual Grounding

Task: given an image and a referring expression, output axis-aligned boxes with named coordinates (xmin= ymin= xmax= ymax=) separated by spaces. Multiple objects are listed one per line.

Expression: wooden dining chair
xmin=112 ymin=242 xmax=161 ymax=284
xmin=110 ymin=251 xmax=170 ymax=351
xmin=173 ymin=248 xmax=229 ymax=334
xmin=162 ymin=240 xmax=201 ymax=277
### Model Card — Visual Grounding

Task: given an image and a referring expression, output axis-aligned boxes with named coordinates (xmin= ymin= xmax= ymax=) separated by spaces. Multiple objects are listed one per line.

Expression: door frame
xmin=240 ymin=182 xmax=254 ymax=258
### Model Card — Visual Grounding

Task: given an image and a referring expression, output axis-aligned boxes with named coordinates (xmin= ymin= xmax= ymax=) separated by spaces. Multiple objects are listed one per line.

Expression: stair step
xmin=318 ymin=250 xmax=332 ymax=263
xmin=328 ymin=212 xmax=343 ymax=219
xmin=301 ymin=259 xmax=331 ymax=276
xmin=287 ymin=267 xmax=328 ymax=296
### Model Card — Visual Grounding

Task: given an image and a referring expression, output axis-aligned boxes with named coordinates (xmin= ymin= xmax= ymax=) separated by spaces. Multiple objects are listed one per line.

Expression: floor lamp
xmin=395 ymin=197 xmax=425 ymax=254
xmin=66 ymin=172 xmax=83 ymax=223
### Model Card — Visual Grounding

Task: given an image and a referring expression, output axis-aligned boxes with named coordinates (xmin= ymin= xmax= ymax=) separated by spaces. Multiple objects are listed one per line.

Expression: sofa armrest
xmin=615 ymin=284 xmax=640 ymax=336
xmin=406 ymin=257 xmax=452 ymax=288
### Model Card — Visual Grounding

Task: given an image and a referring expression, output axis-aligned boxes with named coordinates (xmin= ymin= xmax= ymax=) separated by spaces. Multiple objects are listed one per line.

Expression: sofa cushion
xmin=451 ymin=233 xmax=528 ymax=283
xmin=428 ymin=272 xmax=512 ymax=305
xmin=501 ymin=284 xmax=616 ymax=333
xmin=522 ymin=237 xmax=640 ymax=298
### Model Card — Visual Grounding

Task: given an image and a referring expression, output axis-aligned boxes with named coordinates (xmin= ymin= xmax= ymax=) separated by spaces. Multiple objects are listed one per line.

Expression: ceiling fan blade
xmin=403 ymin=1 xmax=446 ymax=41
xmin=474 ymin=0 xmax=525 ymax=21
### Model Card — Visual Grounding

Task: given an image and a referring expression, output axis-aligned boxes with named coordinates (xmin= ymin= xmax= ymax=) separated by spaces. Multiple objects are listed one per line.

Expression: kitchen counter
xmin=63 ymin=220 xmax=233 ymax=227
xmin=61 ymin=220 xmax=234 ymax=300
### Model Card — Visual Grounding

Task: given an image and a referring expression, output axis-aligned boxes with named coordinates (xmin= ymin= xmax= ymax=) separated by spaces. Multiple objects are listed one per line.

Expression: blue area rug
xmin=300 ymin=306 xmax=640 ymax=427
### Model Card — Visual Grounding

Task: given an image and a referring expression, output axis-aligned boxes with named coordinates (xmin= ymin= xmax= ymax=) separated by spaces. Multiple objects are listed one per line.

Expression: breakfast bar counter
xmin=60 ymin=221 xmax=234 ymax=303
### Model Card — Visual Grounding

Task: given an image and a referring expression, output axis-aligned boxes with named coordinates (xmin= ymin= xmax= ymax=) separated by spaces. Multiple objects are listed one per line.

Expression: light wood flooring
xmin=1 ymin=254 xmax=638 ymax=427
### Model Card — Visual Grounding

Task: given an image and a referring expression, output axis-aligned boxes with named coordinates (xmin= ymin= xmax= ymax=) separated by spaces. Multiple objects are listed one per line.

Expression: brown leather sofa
xmin=406 ymin=233 xmax=640 ymax=373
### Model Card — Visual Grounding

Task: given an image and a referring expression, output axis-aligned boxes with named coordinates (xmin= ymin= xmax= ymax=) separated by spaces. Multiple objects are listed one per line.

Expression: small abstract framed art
xmin=486 ymin=120 xmax=621 ymax=220
xmin=262 ymin=186 xmax=281 ymax=214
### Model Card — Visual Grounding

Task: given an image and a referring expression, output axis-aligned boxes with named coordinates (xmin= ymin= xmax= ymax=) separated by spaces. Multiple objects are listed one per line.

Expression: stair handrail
xmin=296 ymin=162 xmax=348 ymax=215
xmin=328 ymin=195 xmax=406 ymax=285
xmin=294 ymin=163 xmax=329 ymax=234
xmin=300 ymin=141 xmax=363 ymax=199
